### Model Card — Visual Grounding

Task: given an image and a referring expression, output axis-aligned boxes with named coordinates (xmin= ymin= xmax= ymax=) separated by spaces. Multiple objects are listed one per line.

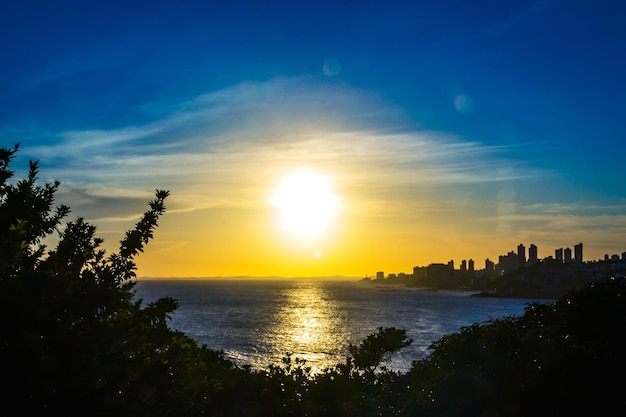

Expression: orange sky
xmin=80 ymin=122 xmax=623 ymax=278
xmin=5 ymin=3 xmax=626 ymax=278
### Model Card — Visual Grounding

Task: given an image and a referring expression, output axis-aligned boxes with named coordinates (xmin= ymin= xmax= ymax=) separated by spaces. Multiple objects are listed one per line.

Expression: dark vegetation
xmin=2 ymin=143 xmax=625 ymax=416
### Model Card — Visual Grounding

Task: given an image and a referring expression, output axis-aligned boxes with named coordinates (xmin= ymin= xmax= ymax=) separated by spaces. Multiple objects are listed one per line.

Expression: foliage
xmin=0 ymin=144 xmax=235 ymax=416
xmin=401 ymin=277 xmax=626 ymax=416
xmin=348 ymin=326 xmax=412 ymax=374
xmin=2 ymin=143 xmax=625 ymax=416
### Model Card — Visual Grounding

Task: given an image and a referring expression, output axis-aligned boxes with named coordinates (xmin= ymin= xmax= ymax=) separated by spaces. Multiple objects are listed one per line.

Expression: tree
xmin=0 ymin=144 xmax=233 ymax=416
xmin=6 ymin=143 xmax=624 ymax=416
xmin=347 ymin=327 xmax=412 ymax=375
xmin=0 ymin=144 xmax=415 ymax=417
xmin=401 ymin=277 xmax=626 ymax=416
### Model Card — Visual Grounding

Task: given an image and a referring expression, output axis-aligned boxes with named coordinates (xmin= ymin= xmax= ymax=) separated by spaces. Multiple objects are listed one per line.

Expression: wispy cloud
xmin=468 ymin=202 xmax=626 ymax=258
xmin=20 ymin=76 xmax=542 ymax=222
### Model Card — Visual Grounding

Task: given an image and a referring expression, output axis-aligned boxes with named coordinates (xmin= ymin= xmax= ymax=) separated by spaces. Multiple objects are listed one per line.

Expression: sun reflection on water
xmin=135 ymin=280 xmax=539 ymax=375
xmin=265 ymin=282 xmax=348 ymax=372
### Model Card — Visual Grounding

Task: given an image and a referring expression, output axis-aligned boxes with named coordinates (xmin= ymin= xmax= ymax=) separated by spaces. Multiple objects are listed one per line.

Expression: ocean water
xmin=134 ymin=279 xmax=548 ymax=373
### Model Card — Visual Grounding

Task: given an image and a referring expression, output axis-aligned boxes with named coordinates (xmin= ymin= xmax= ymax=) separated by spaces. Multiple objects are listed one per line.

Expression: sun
xmin=269 ymin=169 xmax=341 ymax=241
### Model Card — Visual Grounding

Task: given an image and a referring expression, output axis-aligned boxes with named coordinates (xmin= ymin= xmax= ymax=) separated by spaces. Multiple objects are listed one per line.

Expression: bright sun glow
xmin=269 ymin=169 xmax=341 ymax=241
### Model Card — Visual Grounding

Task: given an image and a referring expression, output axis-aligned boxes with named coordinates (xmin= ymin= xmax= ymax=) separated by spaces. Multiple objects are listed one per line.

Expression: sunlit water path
xmin=135 ymin=279 xmax=549 ymax=373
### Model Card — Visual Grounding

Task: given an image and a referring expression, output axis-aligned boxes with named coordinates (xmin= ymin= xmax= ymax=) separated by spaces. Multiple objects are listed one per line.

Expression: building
xmin=556 ymin=248 xmax=564 ymax=262
xmin=517 ymin=243 xmax=526 ymax=266
xmin=413 ymin=266 xmax=427 ymax=280
xmin=564 ymin=247 xmax=572 ymax=262
xmin=426 ymin=263 xmax=454 ymax=288
xmin=485 ymin=258 xmax=495 ymax=274
xmin=497 ymin=251 xmax=518 ymax=275
xmin=529 ymin=244 xmax=538 ymax=265
xmin=574 ymin=243 xmax=583 ymax=262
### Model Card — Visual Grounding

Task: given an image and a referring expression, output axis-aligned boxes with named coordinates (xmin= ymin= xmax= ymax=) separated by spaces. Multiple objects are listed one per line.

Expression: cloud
xmin=55 ymin=183 xmax=155 ymax=223
xmin=16 ymin=75 xmax=624 ymax=265
xmin=469 ymin=201 xmax=626 ymax=257
xmin=21 ymin=76 xmax=540 ymax=221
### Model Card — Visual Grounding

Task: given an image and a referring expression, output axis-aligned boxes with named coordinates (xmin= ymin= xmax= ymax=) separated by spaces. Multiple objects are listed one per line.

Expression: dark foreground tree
xmin=3 ymin=143 xmax=626 ymax=417
xmin=401 ymin=277 xmax=626 ymax=416
xmin=0 ymin=144 xmax=235 ymax=416
xmin=0 ymin=144 xmax=413 ymax=417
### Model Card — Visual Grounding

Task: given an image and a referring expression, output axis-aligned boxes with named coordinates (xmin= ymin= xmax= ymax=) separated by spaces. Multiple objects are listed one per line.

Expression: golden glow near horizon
xmin=7 ymin=3 xmax=626 ymax=281
xmin=69 ymin=79 xmax=626 ymax=280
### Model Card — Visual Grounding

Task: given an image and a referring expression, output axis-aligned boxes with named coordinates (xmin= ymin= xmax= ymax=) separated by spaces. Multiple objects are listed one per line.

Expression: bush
xmin=401 ymin=277 xmax=626 ymax=416
xmin=3 ymin=143 xmax=624 ymax=416
xmin=0 ymin=144 xmax=235 ymax=416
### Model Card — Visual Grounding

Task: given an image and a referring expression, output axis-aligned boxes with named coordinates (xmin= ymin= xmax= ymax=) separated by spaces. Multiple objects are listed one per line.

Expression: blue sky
xmin=1 ymin=1 xmax=625 ymax=277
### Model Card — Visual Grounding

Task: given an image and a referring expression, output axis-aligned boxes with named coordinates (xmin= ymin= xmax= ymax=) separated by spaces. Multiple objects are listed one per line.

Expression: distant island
xmin=362 ymin=257 xmax=626 ymax=300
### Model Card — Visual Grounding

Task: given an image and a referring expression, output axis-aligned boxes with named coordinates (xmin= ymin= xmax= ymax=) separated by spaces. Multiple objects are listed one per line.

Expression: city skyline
xmin=2 ymin=2 xmax=626 ymax=277
xmin=379 ymin=241 xmax=626 ymax=279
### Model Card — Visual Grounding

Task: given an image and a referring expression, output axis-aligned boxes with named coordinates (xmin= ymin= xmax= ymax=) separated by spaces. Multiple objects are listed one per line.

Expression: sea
xmin=134 ymin=278 xmax=551 ymax=374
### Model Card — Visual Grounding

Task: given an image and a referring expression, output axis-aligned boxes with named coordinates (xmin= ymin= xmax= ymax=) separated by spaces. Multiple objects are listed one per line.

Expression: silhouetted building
xmin=426 ymin=263 xmax=454 ymax=288
xmin=556 ymin=248 xmax=564 ymax=262
xmin=497 ymin=251 xmax=518 ymax=275
xmin=564 ymin=247 xmax=572 ymax=262
xmin=376 ymin=271 xmax=384 ymax=280
xmin=517 ymin=244 xmax=526 ymax=266
xmin=413 ymin=266 xmax=427 ymax=280
xmin=468 ymin=259 xmax=474 ymax=272
xmin=460 ymin=260 xmax=467 ymax=271
xmin=575 ymin=243 xmax=583 ymax=262
xmin=529 ymin=244 xmax=538 ymax=265
xmin=485 ymin=258 xmax=495 ymax=275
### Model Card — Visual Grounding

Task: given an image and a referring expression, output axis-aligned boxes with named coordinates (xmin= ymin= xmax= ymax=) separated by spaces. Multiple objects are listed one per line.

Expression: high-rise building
xmin=556 ymin=248 xmax=563 ymax=262
xmin=517 ymin=243 xmax=526 ymax=266
xmin=468 ymin=259 xmax=474 ymax=271
xmin=564 ymin=247 xmax=572 ymax=262
xmin=574 ymin=242 xmax=583 ymax=262
xmin=485 ymin=258 xmax=495 ymax=275
xmin=497 ymin=251 xmax=518 ymax=275
xmin=426 ymin=263 xmax=454 ymax=287
xmin=529 ymin=244 xmax=538 ymax=264
xmin=460 ymin=260 xmax=467 ymax=271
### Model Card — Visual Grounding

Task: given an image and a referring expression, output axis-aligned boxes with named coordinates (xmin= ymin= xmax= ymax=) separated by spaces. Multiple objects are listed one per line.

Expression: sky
xmin=1 ymin=0 xmax=625 ymax=278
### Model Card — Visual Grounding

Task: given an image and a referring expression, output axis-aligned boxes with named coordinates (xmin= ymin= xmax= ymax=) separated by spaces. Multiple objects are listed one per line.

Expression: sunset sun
xmin=269 ymin=169 xmax=341 ymax=241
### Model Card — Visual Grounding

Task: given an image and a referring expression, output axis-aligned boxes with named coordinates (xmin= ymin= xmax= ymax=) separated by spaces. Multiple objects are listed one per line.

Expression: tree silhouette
xmin=3 ymin=143 xmax=625 ymax=417
xmin=401 ymin=277 xmax=626 ymax=416
xmin=0 ymin=144 xmax=233 ymax=416
xmin=348 ymin=327 xmax=412 ymax=375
